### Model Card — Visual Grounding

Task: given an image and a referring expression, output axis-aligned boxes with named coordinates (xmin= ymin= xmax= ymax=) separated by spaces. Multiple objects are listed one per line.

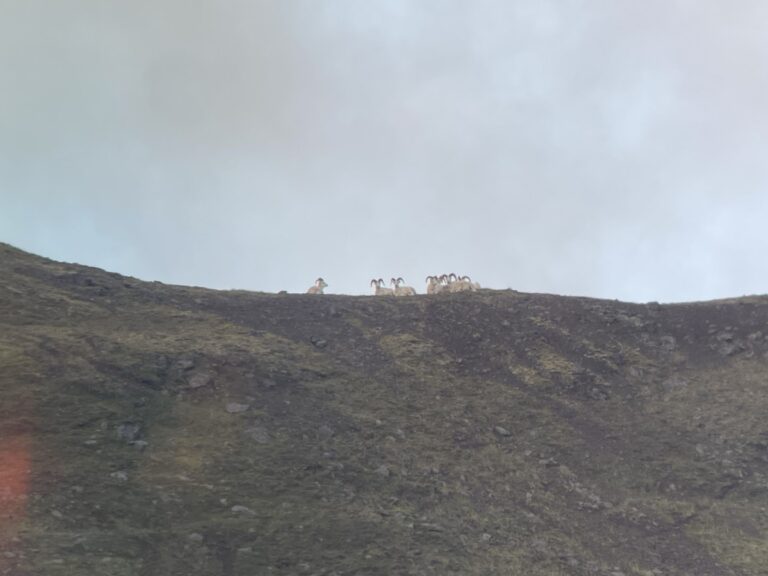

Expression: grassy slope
xmin=1 ymin=242 xmax=767 ymax=576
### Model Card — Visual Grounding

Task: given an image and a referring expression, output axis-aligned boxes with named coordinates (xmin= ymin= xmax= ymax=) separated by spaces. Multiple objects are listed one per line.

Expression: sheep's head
xmin=396 ymin=277 xmax=405 ymax=286
xmin=316 ymin=278 xmax=328 ymax=289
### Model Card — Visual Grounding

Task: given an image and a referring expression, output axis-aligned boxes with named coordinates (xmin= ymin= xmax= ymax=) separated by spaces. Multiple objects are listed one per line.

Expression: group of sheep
xmin=306 ymin=274 xmax=480 ymax=295
xmin=370 ymin=277 xmax=417 ymax=296
xmin=425 ymin=273 xmax=481 ymax=294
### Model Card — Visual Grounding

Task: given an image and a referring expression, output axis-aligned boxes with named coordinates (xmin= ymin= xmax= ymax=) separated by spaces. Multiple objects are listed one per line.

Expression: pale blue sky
xmin=2 ymin=1 xmax=767 ymax=301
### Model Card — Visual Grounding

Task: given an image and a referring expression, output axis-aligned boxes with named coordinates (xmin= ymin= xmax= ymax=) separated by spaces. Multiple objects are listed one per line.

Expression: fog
xmin=2 ymin=1 xmax=767 ymax=301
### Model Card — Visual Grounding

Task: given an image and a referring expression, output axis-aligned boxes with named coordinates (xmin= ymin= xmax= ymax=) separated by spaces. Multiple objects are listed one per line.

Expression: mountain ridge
xmin=1 ymin=242 xmax=767 ymax=576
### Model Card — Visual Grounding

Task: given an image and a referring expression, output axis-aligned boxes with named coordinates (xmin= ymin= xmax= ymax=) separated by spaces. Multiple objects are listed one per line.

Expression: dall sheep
xmin=391 ymin=277 xmax=417 ymax=296
xmin=460 ymin=275 xmax=481 ymax=291
xmin=306 ymin=277 xmax=328 ymax=294
xmin=370 ymin=278 xmax=394 ymax=296
xmin=425 ymin=275 xmax=446 ymax=294
xmin=447 ymin=272 xmax=472 ymax=293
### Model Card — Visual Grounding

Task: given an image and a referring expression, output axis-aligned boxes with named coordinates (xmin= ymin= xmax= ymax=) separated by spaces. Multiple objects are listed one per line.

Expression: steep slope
xmin=1 ymin=242 xmax=767 ymax=576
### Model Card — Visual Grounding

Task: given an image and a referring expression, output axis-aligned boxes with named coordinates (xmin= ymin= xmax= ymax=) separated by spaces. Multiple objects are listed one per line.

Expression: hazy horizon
xmin=2 ymin=1 xmax=767 ymax=302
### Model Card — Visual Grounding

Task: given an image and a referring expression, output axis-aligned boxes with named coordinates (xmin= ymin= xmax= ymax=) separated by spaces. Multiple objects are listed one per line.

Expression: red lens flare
xmin=0 ymin=434 xmax=30 ymax=533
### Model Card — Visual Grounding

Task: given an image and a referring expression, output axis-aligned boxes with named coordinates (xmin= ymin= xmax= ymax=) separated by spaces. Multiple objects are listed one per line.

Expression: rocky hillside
xmin=1 ymin=242 xmax=767 ymax=576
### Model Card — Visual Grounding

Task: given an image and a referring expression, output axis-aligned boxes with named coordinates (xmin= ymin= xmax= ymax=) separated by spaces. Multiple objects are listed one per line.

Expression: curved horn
xmin=397 ymin=277 xmax=404 ymax=284
xmin=370 ymin=278 xmax=377 ymax=287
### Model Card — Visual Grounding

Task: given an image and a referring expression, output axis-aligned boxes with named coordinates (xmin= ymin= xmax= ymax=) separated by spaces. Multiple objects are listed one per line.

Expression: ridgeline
xmin=1 ymin=242 xmax=767 ymax=576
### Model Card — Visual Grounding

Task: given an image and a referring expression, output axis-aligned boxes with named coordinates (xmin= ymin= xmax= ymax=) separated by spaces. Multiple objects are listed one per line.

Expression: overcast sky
xmin=2 ymin=1 xmax=767 ymax=302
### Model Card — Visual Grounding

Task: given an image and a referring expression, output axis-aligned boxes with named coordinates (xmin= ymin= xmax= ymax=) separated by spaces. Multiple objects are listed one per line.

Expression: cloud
xmin=1 ymin=0 xmax=767 ymax=301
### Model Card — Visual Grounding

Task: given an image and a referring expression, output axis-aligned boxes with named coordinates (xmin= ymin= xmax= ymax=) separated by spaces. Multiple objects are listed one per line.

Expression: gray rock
xmin=618 ymin=313 xmax=645 ymax=328
xmin=246 ymin=426 xmax=270 ymax=444
xmin=110 ymin=471 xmax=128 ymax=481
xmin=225 ymin=402 xmax=250 ymax=414
xmin=418 ymin=522 xmax=444 ymax=532
xmin=719 ymin=339 xmax=745 ymax=356
xmin=659 ymin=335 xmax=677 ymax=351
xmin=116 ymin=423 xmax=141 ymax=442
xmin=716 ymin=331 xmax=735 ymax=342
xmin=188 ymin=533 xmax=204 ymax=543
xmin=318 ymin=425 xmax=334 ymax=439
xmin=563 ymin=554 xmax=580 ymax=568
xmin=587 ymin=386 xmax=610 ymax=400
xmin=131 ymin=440 xmax=149 ymax=451
xmin=375 ymin=465 xmax=391 ymax=478
xmin=494 ymin=426 xmax=511 ymax=437
xmin=176 ymin=357 xmax=195 ymax=371
xmin=662 ymin=376 xmax=688 ymax=391
xmin=230 ymin=505 xmax=255 ymax=515
xmin=628 ymin=366 xmax=644 ymax=378
xmin=312 ymin=338 xmax=328 ymax=349
xmin=480 ymin=532 xmax=492 ymax=542
xmin=188 ymin=371 xmax=212 ymax=389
